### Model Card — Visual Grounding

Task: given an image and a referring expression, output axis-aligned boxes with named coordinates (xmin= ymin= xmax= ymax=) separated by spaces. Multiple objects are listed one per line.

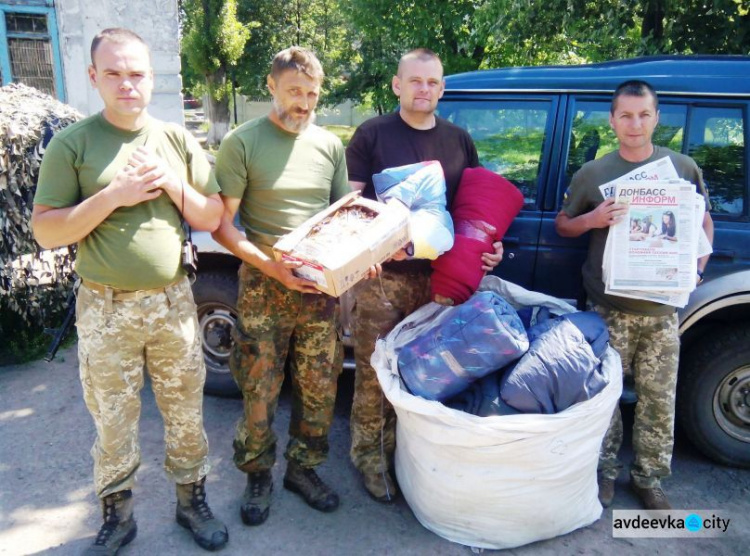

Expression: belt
xmin=81 ymin=278 xmax=182 ymax=301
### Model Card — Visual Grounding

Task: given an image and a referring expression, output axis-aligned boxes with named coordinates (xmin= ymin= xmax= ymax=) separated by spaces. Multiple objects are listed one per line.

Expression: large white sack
xmin=372 ymin=276 xmax=623 ymax=550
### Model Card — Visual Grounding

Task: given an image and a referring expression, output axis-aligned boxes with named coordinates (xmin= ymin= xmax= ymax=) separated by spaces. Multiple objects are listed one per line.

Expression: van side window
xmin=687 ymin=106 xmax=745 ymax=217
xmin=438 ymin=100 xmax=552 ymax=209
xmin=563 ymin=100 xmax=687 ymax=203
xmin=566 ymin=103 xmax=617 ymax=178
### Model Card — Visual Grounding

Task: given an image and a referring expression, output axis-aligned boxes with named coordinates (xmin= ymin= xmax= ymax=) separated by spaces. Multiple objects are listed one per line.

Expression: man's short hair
xmin=397 ymin=48 xmax=442 ymax=76
xmin=611 ymin=80 xmax=659 ymax=113
xmin=91 ymin=28 xmax=150 ymax=66
xmin=270 ymin=47 xmax=324 ymax=83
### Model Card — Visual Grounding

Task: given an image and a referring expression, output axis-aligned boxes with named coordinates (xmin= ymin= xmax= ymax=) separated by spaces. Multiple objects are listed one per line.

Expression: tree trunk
xmin=641 ymin=0 xmax=666 ymax=50
xmin=204 ymin=70 xmax=231 ymax=147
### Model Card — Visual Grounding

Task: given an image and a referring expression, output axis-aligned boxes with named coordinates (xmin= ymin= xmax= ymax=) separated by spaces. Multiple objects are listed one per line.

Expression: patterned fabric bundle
xmin=397 ymin=290 xmax=529 ymax=401
xmin=431 ymin=167 xmax=524 ymax=305
xmin=372 ymin=160 xmax=453 ymax=260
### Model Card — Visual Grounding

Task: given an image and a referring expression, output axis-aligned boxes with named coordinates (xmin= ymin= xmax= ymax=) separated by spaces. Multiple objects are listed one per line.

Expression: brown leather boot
xmin=283 ymin=461 xmax=339 ymax=512
xmin=176 ymin=477 xmax=229 ymax=551
xmin=631 ymin=481 xmax=672 ymax=510
xmin=362 ymin=470 xmax=399 ymax=504
xmin=83 ymin=490 xmax=137 ymax=555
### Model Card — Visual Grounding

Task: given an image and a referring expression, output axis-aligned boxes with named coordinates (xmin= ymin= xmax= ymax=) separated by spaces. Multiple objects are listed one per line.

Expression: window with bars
xmin=1 ymin=5 xmax=64 ymax=100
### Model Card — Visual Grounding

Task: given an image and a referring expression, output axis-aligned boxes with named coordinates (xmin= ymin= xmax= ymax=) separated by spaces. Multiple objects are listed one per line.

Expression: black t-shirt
xmin=346 ymin=112 xmax=479 ymax=211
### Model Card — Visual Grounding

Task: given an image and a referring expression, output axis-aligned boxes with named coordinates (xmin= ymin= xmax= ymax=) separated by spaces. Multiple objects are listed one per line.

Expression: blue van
xmin=437 ymin=55 xmax=750 ymax=468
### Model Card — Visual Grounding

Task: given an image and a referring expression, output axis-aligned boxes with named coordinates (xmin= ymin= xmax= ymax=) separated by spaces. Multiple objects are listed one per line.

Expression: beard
xmin=272 ymin=97 xmax=315 ymax=133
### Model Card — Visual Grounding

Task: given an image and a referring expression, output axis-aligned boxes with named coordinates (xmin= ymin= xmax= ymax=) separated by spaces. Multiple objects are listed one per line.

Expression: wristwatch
xmin=697 ymin=269 xmax=705 ymax=284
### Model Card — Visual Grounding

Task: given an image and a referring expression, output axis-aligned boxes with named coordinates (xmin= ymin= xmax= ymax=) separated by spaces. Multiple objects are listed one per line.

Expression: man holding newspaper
xmin=555 ymin=80 xmax=714 ymax=510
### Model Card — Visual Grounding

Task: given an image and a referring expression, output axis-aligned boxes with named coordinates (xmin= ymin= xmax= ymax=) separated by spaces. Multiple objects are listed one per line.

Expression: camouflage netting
xmin=0 ymin=83 xmax=82 ymax=327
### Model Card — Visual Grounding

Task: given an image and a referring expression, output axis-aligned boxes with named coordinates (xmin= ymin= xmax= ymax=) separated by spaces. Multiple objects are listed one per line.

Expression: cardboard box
xmin=273 ymin=191 xmax=411 ymax=296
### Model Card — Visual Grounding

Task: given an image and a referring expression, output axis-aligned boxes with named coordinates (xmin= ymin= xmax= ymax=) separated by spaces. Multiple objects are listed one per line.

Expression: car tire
xmin=192 ymin=271 xmax=240 ymax=397
xmin=677 ymin=323 xmax=750 ymax=467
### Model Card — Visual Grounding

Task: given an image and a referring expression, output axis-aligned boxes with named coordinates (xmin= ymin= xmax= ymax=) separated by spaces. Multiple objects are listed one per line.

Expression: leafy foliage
xmin=233 ymin=0 xmax=355 ymax=106
xmin=181 ymin=0 xmax=749 ymax=120
xmin=180 ymin=0 xmax=252 ymax=144
xmin=339 ymin=0 xmax=489 ymax=113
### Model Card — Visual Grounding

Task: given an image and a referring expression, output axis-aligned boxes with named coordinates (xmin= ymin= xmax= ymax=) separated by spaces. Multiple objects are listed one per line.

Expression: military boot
xmin=176 ymin=477 xmax=229 ymax=551
xmin=283 ymin=461 xmax=339 ymax=512
xmin=362 ymin=470 xmax=399 ymax=504
xmin=597 ymin=475 xmax=615 ymax=508
xmin=240 ymin=470 xmax=273 ymax=526
xmin=631 ymin=480 xmax=672 ymax=510
xmin=83 ymin=490 xmax=137 ymax=555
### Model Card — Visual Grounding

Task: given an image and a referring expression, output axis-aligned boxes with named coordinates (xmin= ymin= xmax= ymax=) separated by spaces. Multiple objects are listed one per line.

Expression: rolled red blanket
xmin=431 ymin=167 xmax=524 ymax=305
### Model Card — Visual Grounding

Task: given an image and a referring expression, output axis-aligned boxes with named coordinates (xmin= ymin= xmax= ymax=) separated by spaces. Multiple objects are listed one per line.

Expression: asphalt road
xmin=1 ymin=345 xmax=748 ymax=555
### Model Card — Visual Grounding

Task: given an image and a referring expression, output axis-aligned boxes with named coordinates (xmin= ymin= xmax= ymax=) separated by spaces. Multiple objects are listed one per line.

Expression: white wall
xmin=56 ymin=0 xmax=184 ymax=125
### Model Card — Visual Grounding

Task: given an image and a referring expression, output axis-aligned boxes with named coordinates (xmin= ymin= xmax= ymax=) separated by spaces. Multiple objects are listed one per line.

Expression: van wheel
xmin=192 ymin=271 xmax=240 ymax=397
xmin=677 ymin=324 xmax=750 ymax=467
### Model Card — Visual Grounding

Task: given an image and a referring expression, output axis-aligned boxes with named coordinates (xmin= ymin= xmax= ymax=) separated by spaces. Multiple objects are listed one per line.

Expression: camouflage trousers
xmin=230 ymin=263 xmax=341 ymax=473
xmin=589 ymin=302 xmax=680 ymax=488
xmin=76 ymin=277 xmax=210 ymax=498
xmin=350 ymin=268 xmax=431 ymax=475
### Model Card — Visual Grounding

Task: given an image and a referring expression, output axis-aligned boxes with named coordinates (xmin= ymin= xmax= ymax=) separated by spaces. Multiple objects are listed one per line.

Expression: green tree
xmin=656 ymin=0 xmax=750 ymax=55
xmin=479 ymin=0 xmax=749 ymax=68
xmin=340 ymin=0 xmax=491 ymax=113
xmin=181 ymin=0 xmax=252 ymax=145
xmin=234 ymin=0 xmax=353 ymax=106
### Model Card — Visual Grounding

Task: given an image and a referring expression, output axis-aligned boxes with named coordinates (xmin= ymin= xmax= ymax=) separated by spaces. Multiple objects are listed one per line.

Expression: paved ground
xmin=1 ymin=345 xmax=749 ymax=555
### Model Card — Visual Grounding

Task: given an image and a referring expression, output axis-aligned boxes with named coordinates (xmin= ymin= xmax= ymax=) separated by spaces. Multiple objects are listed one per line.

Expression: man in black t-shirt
xmin=345 ymin=48 xmax=503 ymax=503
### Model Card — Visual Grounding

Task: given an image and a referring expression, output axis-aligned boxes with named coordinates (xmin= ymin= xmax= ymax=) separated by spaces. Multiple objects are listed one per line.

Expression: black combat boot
xmin=83 ymin=490 xmax=137 ymax=555
xmin=176 ymin=477 xmax=229 ymax=551
xmin=240 ymin=470 xmax=273 ymax=526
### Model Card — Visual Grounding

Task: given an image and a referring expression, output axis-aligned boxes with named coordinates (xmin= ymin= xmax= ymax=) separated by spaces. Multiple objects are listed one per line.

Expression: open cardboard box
xmin=273 ymin=191 xmax=411 ymax=296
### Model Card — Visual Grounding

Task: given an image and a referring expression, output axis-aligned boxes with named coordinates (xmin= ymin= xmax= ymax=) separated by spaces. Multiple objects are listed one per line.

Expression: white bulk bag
xmin=372 ymin=276 xmax=622 ymax=550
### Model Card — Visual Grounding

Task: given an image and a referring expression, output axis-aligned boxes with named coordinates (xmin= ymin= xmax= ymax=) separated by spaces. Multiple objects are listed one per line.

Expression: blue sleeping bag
xmin=500 ymin=312 xmax=609 ymax=414
xmin=398 ymin=291 xmax=529 ymax=401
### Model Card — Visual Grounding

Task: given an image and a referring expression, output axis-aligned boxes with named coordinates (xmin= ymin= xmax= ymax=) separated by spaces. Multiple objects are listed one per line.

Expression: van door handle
xmin=502 ymin=236 xmax=520 ymax=245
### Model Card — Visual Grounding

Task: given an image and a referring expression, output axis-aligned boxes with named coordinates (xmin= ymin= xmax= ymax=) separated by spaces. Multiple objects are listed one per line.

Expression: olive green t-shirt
xmin=34 ymin=113 xmax=219 ymax=289
xmin=562 ymin=146 xmax=710 ymax=316
xmin=214 ymin=116 xmax=350 ymax=256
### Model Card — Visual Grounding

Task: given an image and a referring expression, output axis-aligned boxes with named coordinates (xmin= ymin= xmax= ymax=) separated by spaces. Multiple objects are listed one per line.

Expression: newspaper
xmin=598 ymin=156 xmax=679 ymax=200
xmin=597 ymin=156 xmax=710 ymax=307
xmin=603 ymin=190 xmax=712 ymax=307
xmin=607 ymin=180 xmax=697 ymax=292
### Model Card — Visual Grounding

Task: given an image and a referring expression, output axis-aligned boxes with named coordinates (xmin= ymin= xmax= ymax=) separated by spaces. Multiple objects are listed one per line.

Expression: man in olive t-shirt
xmin=212 ymin=47 xmax=349 ymax=526
xmin=32 ymin=28 xmax=227 ymax=553
xmin=555 ymin=80 xmax=714 ymax=511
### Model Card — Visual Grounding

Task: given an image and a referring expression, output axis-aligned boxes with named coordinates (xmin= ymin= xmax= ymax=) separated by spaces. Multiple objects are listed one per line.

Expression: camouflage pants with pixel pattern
xmin=349 ymin=268 xmax=431 ymax=475
xmin=230 ymin=263 xmax=341 ymax=473
xmin=589 ymin=302 xmax=680 ymax=488
xmin=76 ymin=277 xmax=210 ymax=498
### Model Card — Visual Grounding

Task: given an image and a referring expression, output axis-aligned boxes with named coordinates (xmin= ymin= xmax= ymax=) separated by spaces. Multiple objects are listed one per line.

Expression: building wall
xmin=55 ymin=0 xmax=183 ymax=125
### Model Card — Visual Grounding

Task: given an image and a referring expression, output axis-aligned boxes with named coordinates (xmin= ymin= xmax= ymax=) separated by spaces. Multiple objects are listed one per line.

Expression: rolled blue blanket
xmin=398 ymin=291 xmax=529 ymax=401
